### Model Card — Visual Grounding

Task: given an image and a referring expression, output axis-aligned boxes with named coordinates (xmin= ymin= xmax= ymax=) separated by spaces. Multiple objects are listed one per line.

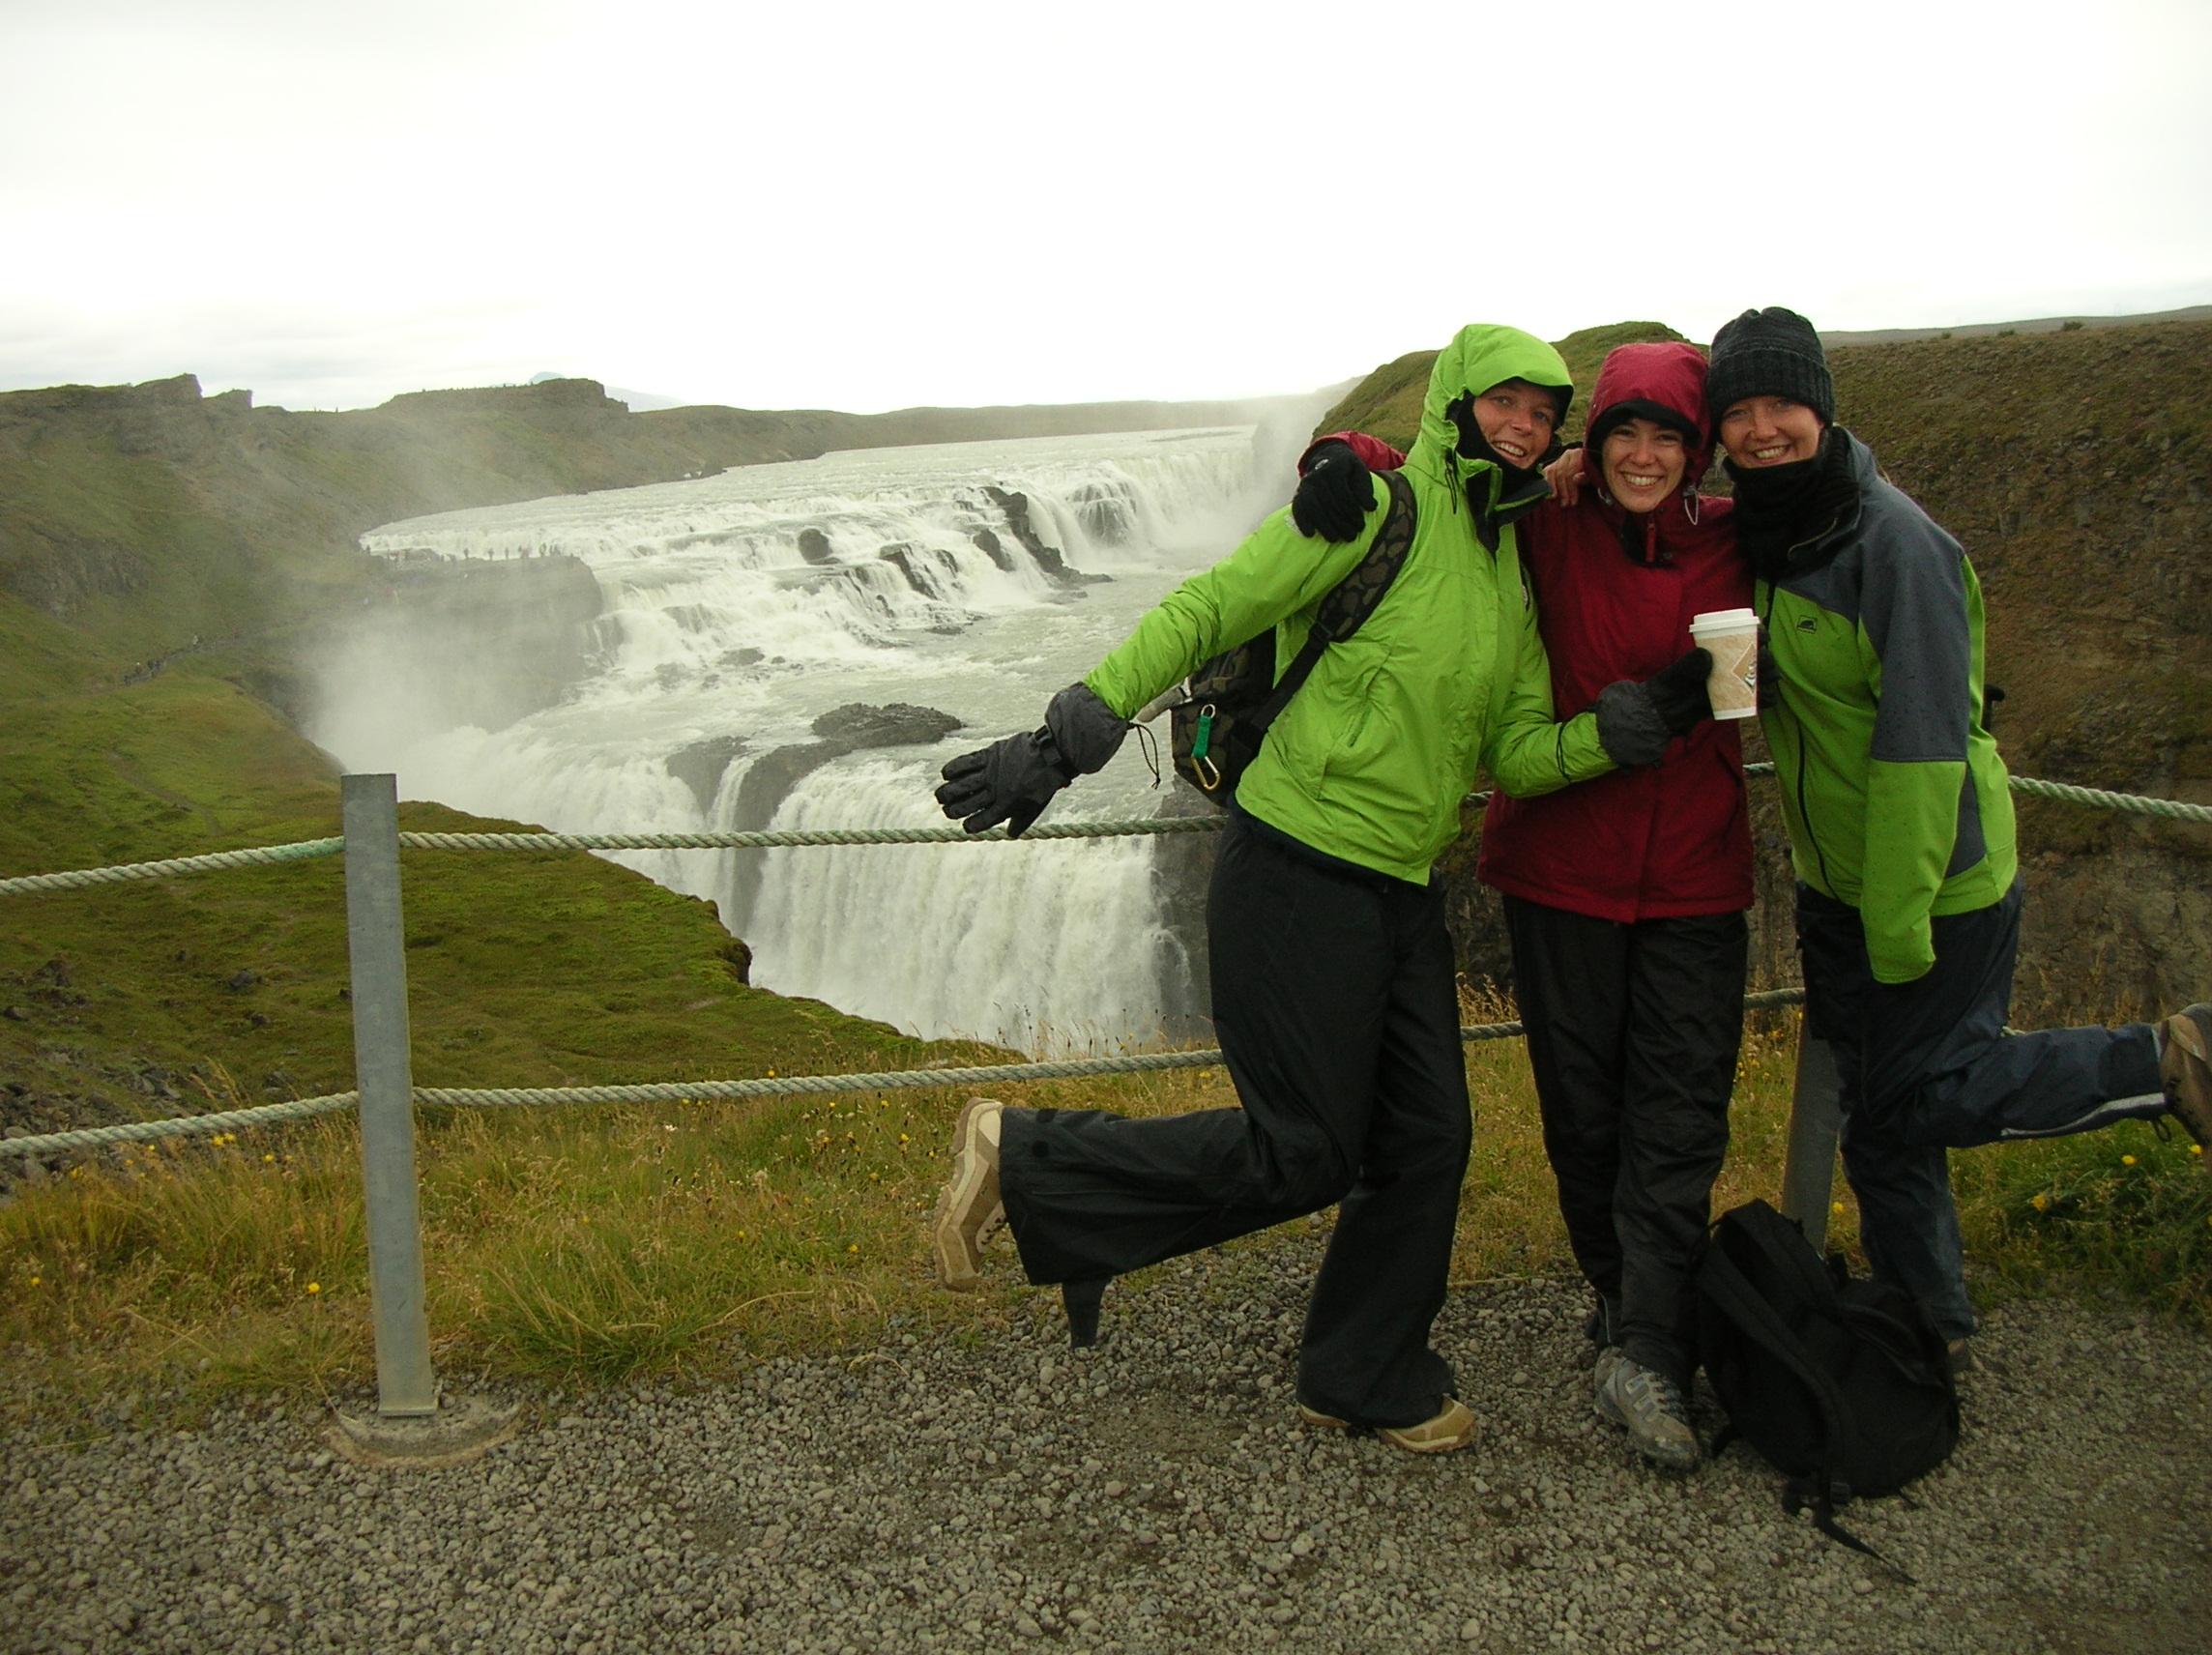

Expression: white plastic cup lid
xmin=1689 ymin=608 xmax=1759 ymax=632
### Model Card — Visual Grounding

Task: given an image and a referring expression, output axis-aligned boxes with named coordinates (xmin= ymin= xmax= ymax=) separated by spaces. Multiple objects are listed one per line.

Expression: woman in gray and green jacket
xmin=1707 ymin=307 xmax=2212 ymax=1361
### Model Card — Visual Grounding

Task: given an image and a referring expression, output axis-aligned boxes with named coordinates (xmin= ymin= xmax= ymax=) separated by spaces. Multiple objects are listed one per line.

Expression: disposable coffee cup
xmin=1689 ymin=608 xmax=1761 ymax=720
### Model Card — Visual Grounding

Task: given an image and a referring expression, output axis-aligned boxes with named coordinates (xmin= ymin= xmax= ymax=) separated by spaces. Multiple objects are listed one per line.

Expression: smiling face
xmin=1470 ymin=380 xmax=1560 ymax=469
xmin=1717 ymin=395 xmax=1824 ymax=467
xmin=1598 ymin=418 xmax=1690 ymax=514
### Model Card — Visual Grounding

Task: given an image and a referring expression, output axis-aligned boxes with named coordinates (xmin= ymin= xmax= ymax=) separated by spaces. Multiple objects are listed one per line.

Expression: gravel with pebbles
xmin=5 ymin=1237 xmax=2210 ymax=1655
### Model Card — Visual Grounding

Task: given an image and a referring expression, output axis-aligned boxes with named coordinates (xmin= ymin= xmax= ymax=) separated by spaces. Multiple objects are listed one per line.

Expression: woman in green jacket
xmin=1710 ymin=306 xmax=2212 ymax=1363
xmin=925 ymin=324 xmax=1710 ymax=1450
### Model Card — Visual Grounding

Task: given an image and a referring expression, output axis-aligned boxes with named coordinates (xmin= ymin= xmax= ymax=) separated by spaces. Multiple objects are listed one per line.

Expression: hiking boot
xmin=1946 ymin=1338 xmax=1977 ymax=1378
xmin=930 ymin=1097 xmax=1004 ymax=1291
xmin=1296 ymin=1397 xmax=1475 ymax=1456
xmin=2159 ymin=1004 xmax=2212 ymax=1147
xmin=1592 ymin=1344 xmax=1624 ymax=1394
xmin=1596 ymin=1355 xmax=1700 ymax=1472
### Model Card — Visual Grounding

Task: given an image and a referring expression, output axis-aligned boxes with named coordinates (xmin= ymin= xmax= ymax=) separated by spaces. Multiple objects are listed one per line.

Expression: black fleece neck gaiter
xmin=1727 ymin=424 xmax=1851 ymax=580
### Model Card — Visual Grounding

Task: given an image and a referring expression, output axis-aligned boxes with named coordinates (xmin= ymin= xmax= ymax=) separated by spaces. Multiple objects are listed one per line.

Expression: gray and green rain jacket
xmin=1757 ymin=433 xmax=2017 ymax=984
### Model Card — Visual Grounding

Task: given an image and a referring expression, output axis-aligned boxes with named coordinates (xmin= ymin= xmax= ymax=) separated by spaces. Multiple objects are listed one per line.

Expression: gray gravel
xmin=6 ymin=1237 xmax=2211 ymax=1655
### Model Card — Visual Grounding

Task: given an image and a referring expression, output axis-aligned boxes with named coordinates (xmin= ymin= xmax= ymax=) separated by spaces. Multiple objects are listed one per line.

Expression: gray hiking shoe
xmin=1596 ymin=1355 xmax=1700 ymax=1472
xmin=1592 ymin=1344 xmax=1624 ymax=1392
xmin=2159 ymin=1004 xmax=2212 ymax=1148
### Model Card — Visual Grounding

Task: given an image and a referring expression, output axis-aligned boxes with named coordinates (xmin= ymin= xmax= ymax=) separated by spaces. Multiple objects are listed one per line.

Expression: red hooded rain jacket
xmin=1478 ymin=341 xmax=1753 ymax=920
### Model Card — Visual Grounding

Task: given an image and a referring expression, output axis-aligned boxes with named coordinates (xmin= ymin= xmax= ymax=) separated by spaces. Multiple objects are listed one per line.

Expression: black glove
xmin=1644 ymin=647 xmax=1714 ymax=735
xmin=934 ymin=729 xmax=1073 ymax=836
xmin=1291 ymin=440 xmax=1374 ymax=542
xmin=1045 ymin=682 xmax=1129 ymax=774
xmin=1757 ymin=631 xmax=1781 ymax=711
xmin=1593 ymin=649 xmax=1712 ymax=769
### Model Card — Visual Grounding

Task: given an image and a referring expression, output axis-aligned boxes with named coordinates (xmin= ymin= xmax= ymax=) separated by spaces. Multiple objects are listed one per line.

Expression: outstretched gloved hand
xmin=1291 ymin=441 xmax=1374 ymax=542
xmin=1593 ymin=648 xmax=1713 ymax=768
xmin=935 ymin=730 xmax=1073 ymax=836
xmin=934 ymin=682 xmax=1131 ymax=836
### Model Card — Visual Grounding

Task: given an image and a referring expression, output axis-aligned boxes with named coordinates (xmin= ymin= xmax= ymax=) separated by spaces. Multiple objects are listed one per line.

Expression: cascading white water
xmin=318 ymin=423 xmax=1312 ymax=1053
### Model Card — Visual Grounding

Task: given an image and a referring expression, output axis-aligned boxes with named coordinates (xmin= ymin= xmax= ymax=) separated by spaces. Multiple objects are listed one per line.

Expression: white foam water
xmin=317 ymin=423 xmax=1307 ymax=1053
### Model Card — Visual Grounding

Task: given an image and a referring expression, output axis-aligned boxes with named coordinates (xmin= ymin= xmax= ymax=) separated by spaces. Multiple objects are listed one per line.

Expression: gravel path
xmin=6 ymin=1237 xmax=2210 ymax=1655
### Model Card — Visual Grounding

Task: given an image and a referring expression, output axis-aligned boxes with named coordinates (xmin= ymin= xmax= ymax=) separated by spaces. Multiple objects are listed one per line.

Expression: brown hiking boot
xmin=2160 ymin=1004 xmax=2212 ymax=1148
xmin=930 ymin=1098 xmax=1004 ymax=1291
xmin=1296 ymin=1397 xmax=1475 ymax=1456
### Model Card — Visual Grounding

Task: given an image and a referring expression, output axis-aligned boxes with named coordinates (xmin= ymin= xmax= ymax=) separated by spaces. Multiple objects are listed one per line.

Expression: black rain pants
xmin=1503 ymin=894 xmax=1748 ymax=1389
xmin=998 ymin=819 xmax=1471 ymax=1430
xmin=1795 ymin=879 xmax=2165 ymax=1342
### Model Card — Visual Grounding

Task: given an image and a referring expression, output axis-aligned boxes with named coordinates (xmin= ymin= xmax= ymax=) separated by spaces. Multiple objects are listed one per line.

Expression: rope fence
xmin=0 ymin=989 xmax=1812 ymax=1162
xmin=4 ymin=769 xmax=2203 ymax=900
xmin=0 ymin=748 xmax=2084 ymax=1410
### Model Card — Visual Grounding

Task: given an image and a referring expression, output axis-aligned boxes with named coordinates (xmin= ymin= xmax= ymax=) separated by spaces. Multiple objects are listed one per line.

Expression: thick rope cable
xmin=0 ymin=1090 xmax=358 ymax=1157
xmin=393 ymin=817 xmax=1229 ymax=853
xmin=3 ymin=770 xmax=2203 ymax=894
xmin=0 ymin=988 xmax=1811 ymax=1159
xmin=0 ymin=837 xmax=344 ymax=898
xmin=2005 ymin=773 xmax=2212 ymax=821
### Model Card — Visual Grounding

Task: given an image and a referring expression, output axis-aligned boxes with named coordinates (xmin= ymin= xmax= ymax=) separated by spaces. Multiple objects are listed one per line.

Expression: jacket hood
xmin=1412 ymin=324 xmax=1575 ymax=479
xmin=1584 ymin=341 xmax=1714 ymax=488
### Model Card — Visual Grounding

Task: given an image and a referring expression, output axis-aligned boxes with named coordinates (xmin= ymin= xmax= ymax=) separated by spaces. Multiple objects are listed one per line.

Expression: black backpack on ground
xmin=1170 ymin=470 xmax=1418 ymax=804
xmin=1693 ymin=1200 xmax=1959 ymax=1572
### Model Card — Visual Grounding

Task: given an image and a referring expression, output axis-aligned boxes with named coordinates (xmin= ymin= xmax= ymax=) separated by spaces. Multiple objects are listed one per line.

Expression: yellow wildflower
xmin=2122 ymin=1154 xmax=2137 ymax=1167
xmin=2031 ymin=1194 xmax=2050 ymax=1211
xmin=306 ymin=1282 xmax=321 ymax=1294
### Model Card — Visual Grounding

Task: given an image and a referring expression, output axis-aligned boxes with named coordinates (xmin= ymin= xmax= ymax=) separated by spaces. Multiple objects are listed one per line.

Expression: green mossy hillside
xmin=0 ymin=633 xmax=980 ymax=1142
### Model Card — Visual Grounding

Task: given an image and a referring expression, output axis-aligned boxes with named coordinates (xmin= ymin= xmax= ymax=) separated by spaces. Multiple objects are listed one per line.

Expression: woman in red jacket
xmin=1296 ymin=341 xmax=1745 ymax=1471
xmin=1485 ymin=342 xmax=1747 ymax=1471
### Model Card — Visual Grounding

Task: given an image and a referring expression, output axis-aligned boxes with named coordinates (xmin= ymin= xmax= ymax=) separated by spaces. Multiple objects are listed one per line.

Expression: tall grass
xmin=3 ymin=1007 xmax=2202 ymax=1421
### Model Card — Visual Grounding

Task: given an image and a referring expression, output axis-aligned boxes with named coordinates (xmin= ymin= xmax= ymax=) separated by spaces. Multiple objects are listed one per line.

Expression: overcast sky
xmin=3 ymin=0 xmax=2208 ymax=413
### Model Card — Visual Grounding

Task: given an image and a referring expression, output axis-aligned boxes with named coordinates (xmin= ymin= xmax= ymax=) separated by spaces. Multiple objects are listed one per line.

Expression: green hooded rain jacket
xmin=1085 ymin=324 xmax=1615 ymax=885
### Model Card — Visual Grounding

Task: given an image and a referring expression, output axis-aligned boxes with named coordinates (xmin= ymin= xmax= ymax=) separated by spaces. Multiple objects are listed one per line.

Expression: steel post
xmin=1779 ymin=1029 xmax=1844 ymax=1253
xmin=341 ymin=773 xmax=437 ymax=1416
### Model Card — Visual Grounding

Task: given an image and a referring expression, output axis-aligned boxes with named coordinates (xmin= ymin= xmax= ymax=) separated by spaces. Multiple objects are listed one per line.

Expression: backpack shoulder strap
xmin=1241 ymin=469 xmax=1417 ymax=742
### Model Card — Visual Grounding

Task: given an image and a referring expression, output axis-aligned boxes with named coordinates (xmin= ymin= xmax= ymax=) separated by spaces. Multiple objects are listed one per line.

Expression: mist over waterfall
xmin=314 ymin=420 xmax=1318 ymax=1052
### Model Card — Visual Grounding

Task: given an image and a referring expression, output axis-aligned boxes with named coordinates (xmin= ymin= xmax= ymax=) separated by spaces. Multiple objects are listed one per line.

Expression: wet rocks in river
xmin=722 ymin=704 xmax=965 ymax=932
xmin=878 ymin=543 xmax=954 ymax=595
xmin=809 ymin=703 xmax=963 ymax=747
xmin=665 ymin=736 xmax=748 ymax=815
xmin=796 ymin=528 xmax=836 ymax=566
xmin=983 ymin=486 xmax=1110 ymax=588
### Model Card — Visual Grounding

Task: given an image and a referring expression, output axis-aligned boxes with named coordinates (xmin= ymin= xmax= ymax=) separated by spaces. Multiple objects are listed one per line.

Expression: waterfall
xmin=315 ymin=424 xmax=1299 ymax=1053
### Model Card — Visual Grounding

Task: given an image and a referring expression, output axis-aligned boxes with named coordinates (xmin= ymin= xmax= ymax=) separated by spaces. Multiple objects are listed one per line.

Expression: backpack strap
xmin=1783 ymin=1479 xmax=1917 ymax=1584
xmin=1239 ymin=469 xmax=1418 ymax=749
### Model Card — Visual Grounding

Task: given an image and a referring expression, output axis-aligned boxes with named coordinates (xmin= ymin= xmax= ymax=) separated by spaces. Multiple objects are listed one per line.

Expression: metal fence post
xmin=1778 ymin=1029 xmax=1844 ymax=1253
xmin=341 ymin=773 xmax=437 ymax=1417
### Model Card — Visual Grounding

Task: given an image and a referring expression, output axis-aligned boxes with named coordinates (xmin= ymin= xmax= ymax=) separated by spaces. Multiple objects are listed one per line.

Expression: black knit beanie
xmin=1704 ymin=307 xmax=1834 ymax=425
